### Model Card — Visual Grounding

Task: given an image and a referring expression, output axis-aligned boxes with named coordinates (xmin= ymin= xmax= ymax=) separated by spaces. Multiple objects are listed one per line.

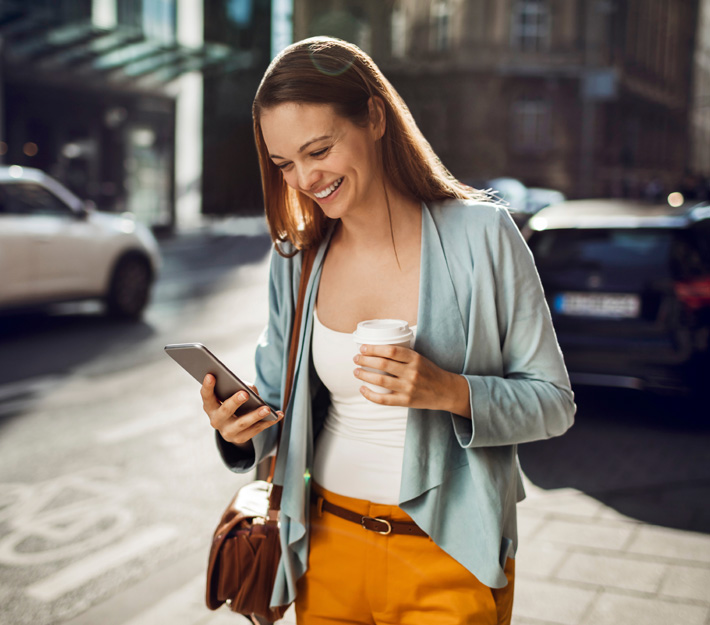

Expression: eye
xmin=311 ymin=147 xmax=330 ymax=158
xmin=274 ymin=161 xmax=292 ymax=171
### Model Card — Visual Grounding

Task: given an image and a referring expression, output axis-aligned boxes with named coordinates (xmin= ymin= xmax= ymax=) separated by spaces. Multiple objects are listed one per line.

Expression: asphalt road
xmin=0 ymin=220 xmax=708 ymax=625
xmin=0 ymin=222 xmax=275 ymax=625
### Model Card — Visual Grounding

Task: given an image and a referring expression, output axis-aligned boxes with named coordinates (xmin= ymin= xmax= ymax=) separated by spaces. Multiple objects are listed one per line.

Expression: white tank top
xmin=311 ymin=308 xmax=416 ymax=505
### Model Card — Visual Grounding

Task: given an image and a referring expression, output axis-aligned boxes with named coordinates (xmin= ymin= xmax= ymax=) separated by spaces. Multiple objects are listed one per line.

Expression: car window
xmin=0 ymin=182 xmax=74 ymax=217
xmin=529 ymin=229 xmax=672 ymax=271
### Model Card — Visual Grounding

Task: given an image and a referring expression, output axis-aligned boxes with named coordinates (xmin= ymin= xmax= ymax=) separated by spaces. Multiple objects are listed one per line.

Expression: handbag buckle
xmin=361 ymin=516 xmax=392 ymax=535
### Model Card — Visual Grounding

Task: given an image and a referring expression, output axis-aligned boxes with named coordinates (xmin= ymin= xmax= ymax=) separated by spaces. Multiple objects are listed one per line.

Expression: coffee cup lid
xmin=353 ymin=319 xmax=413 ymax=344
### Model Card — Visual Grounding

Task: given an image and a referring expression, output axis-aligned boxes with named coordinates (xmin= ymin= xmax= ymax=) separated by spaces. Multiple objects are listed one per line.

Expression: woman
xmin=201 ymin=36 xmax=575 ymax=624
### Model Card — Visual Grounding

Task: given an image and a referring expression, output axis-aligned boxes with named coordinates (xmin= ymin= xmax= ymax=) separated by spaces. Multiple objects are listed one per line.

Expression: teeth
xmin=314 ymin=178 xmax=342 ymax=199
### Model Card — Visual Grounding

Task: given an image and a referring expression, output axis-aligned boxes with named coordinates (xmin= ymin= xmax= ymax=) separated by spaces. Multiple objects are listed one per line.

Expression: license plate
xmin=553 ymin=292 xmax=641 ymax=319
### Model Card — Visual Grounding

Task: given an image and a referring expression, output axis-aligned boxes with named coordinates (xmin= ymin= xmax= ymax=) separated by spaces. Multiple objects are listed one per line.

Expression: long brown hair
xmin=253 ymin=36 xmax=478 ymax=256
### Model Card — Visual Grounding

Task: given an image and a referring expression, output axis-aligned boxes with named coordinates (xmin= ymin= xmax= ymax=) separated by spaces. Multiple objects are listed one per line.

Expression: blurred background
xmin=1 ymin=2 xmax=709 ymax=625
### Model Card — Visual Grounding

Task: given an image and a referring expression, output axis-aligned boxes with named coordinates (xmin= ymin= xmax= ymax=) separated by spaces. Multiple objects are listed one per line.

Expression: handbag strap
xmin=267 ymin=245 xmax=317 ymax=511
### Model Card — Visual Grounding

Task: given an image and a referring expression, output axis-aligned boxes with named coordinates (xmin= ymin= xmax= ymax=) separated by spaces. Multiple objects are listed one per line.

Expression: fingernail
xmin=361 ymin=345 xmax=368 ymax=353
xmin=353 ymin=354 xmax=360 ymax=363
xmin=354 ymin=368 xmax=360 ymax=377
xmin=238 ymin=392 xmax=247 ymax=401
xmin=259 ymin=407 xmax=270 ymax=416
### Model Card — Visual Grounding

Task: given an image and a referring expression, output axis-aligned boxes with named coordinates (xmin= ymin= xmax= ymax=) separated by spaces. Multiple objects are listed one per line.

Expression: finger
xmin=219 ymin=389 xmax=252 ymax=419
xmin=358 ymin=385 xmax=402 ymax=406
xmin=354 ymin=354 xmax=406 ymax=376
xmin=221 ymin=410 xmax=284 ymax=444
xmin=354 ymin=367 xmax=400 ymax=391
xmin=211 ymin=402 xmax=273 ymax=434
xmin=359 ymin=344 xmax=411 ymax=362
xmin=236 ymin=403 xmax=280 ymax=427
xmin=200 ymin=374 xmax=222 ymax=411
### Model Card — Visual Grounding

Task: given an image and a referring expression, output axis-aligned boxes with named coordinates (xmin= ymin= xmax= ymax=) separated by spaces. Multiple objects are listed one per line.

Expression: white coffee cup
xmin=353 ymin=319 xmax=414 ymax=394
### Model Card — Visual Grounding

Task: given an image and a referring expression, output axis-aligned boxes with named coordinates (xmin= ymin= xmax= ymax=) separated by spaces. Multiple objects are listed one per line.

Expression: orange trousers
xmin=295 ymin=485 xmax=515 ymax=625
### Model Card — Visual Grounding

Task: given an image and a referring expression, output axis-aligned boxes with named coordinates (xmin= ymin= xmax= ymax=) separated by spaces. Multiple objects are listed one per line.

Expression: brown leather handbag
xmin=205 ymin=247 xmax=316 ymax=623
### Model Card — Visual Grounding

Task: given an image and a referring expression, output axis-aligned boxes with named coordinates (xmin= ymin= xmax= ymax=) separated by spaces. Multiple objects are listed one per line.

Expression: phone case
xmin=164 ymin=343 xmax=279 ymax=421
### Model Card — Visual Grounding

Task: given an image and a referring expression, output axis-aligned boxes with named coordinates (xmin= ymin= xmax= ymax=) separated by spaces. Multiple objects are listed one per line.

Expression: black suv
xmin=523 ymin=200 xmax=710 ymax=399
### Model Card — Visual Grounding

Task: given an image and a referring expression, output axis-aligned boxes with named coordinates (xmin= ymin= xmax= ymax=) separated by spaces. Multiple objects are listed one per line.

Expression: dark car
xmin=486 ymin=177 xmax=566 ymax=228
xmin=523 ymin=199 xmax=710 ymax=399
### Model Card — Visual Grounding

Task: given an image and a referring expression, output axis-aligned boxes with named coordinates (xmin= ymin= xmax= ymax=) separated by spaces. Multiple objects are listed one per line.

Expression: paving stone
xmin=556 ymin=551 xmax=666 ymax=593
xmin=519 ymin=491 xmax=607 ymax=519
xmin=627 ymin=526 xmax=710 ymax=563
xmin=511 ymin=616 xmax=560 ymax=625
xmin=660 ymin=564 xmax=710 ymax=602
xmin=517 ymin=509 xmax=546 ymax=541
xmin=513 ymin=577 xmax=596 ymax=624
xmin=584 ymin=592 xmax=709 ymax=625
xmin=534 ymin=517 xmax=635 ymax=551
xmin=201 ymin=610 xmax=250 ymax=625
xmin=515 ymin=540 xmax=570 ymax=579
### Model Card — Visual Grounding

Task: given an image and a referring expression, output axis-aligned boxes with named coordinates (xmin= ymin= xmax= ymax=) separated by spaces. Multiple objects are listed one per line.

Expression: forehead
xmin=260 ymin=103 xmax=341 ymax=154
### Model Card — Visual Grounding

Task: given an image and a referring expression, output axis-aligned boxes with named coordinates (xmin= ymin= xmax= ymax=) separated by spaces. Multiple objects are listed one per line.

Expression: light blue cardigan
xmin=217 ymin=200 xmax=575 ymax=607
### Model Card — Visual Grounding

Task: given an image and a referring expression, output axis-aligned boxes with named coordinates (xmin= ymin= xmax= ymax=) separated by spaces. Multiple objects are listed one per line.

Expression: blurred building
xmin=0 ymin=0 xmax=264 ymax=230
xmin=690 ymin=0 xmax=710 ymax=181
xmin=202 ymin=0 xmax=272 ymax=218
xmin=295 ymin=0 xmax=700 ymax=200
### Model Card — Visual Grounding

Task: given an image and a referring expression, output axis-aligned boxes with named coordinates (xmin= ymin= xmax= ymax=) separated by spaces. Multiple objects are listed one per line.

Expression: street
xmin=1 ymin=220 xmax=709 ymax=625
xmin=0 ymin=220 xmax=274 ymax=625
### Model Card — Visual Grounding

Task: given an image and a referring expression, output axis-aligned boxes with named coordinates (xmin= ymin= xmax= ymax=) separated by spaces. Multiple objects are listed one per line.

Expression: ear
xmin=368 ymin=97 xmax=386 ymax=140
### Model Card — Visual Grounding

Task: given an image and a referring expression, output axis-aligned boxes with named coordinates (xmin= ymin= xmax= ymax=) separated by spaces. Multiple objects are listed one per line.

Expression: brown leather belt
xmin=313 ymin=494 xmax=428 ymax=537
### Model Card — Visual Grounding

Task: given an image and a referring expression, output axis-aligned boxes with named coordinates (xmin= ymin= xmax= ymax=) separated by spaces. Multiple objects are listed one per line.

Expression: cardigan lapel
xmin=278 ymin=224 xmax=335 ymax=524
xmin=399 ymin=202 xmax=469 ymax=503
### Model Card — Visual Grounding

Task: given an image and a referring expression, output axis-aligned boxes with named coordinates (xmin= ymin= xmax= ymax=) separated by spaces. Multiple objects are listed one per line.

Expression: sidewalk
xmin=64 ymin=473 xmax=710 ymax=625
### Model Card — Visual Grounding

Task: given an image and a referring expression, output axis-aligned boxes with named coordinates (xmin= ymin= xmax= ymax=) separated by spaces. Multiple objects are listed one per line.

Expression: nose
xmin=295 ymin=162 xmax=320 ymax=192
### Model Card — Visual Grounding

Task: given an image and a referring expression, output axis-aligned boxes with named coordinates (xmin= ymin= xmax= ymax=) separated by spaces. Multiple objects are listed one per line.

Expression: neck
xmin=337 ymin=181 xmax=421 ymax=252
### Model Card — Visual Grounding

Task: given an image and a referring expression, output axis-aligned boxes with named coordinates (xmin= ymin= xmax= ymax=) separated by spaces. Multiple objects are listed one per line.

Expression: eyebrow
xmin=269 ymin=135 xmax=332 ymax=160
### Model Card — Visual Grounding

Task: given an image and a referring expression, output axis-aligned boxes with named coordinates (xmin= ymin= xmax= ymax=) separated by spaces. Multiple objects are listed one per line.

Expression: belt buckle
xmin=361 ymin=516 xmax=392 ymax=535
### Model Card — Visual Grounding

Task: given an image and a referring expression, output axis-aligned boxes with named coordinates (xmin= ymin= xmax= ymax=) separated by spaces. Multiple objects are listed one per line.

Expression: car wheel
xmin=106 ymin=255 xmax=152 ymax=320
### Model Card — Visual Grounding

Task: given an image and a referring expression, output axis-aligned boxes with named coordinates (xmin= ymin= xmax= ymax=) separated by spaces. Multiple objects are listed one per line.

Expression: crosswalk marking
xmin=26 ymin=524 xmax=180 ymax=602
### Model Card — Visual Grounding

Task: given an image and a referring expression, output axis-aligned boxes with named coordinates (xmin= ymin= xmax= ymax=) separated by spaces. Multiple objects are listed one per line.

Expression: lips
xmin=314 ymin=177 xmax=343 ymax=199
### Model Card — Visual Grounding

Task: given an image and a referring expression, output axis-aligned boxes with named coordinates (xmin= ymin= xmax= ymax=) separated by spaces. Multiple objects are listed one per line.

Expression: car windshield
xmin=530 ymin=229 xmax=672 ymax=272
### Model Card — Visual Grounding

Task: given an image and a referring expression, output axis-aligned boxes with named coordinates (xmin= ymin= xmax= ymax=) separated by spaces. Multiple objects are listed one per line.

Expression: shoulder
xmin=427 ymin=198 xmax=516 ymax=242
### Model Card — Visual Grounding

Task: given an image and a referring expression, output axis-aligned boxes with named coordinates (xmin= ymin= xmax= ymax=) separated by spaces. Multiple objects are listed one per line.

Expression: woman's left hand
xmin=354 ymin=345 xmax=471 ymax=418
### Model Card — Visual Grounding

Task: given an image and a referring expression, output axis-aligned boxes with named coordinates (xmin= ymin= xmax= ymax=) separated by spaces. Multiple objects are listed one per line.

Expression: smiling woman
xmin=259 ymin=100 xmax=385 ymax=224
xmin=200 ymin=36 xmax=576 ymax=625
xmin=251 ymin=38 xmax=476 ymax=255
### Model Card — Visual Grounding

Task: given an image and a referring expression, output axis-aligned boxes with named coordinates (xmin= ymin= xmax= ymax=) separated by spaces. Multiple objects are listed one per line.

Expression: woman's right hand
xmin=200 ymin=374 xmax=283 ymax=446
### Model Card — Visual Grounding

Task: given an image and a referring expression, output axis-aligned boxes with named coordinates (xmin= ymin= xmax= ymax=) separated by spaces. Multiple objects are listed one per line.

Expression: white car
xmin=0 ymin=165 xmax=161 ymax=319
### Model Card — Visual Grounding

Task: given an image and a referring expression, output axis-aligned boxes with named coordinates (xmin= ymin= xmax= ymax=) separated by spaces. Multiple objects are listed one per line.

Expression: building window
xmin=391 ymin=1 xmax=407 ymax=59
xmin=430 ymin=0 xmax=452 ymax=52
xmin=511 ymin=0 xmax=551 ymax=52
xmin=512 ymin=97 xmax=552 ymax=153
xmin=142 ymin=0 xmax=177 ymax=43
xmin=310 ymin=7 xmax=372 ymax=53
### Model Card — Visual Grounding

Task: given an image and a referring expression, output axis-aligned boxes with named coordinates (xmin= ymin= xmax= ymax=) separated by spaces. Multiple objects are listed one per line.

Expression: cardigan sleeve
xmin=452 ymin=208 xmax=576 ymax=448
xmin=216 ymin=248 xmax=287 ymax=472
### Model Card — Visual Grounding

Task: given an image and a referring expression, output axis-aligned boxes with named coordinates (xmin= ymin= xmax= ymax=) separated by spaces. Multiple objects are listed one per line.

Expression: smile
xmin=314 ymin=178 xmax=343 ymax=199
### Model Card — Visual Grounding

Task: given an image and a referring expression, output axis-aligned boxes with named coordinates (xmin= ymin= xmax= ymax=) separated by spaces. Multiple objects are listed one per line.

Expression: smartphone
xmin=164 ymin=343 xmax=279 ymax=421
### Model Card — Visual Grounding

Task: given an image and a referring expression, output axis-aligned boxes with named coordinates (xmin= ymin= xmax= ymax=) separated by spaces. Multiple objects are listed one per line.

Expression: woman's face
xmin=260 ymin=101 xmax=385 ymax=221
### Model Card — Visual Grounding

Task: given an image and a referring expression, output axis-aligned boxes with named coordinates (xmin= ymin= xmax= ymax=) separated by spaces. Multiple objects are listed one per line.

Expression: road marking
xmin=26 ymin=524 xmax=180 ymax=602
xmin=95 ymin=408 xmax=194 ymax=444
xmin=0 ymin=467 xmax=150 ymax=565
xmin=0 ymin=376 xmax=62 ymax=416
xmin=0 ymin=376 xmax=61 ymax=402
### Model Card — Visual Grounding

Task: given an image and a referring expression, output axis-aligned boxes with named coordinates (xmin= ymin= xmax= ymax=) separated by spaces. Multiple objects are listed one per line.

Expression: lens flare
xmin=667 ymin=192 xmax=684 ymax=208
